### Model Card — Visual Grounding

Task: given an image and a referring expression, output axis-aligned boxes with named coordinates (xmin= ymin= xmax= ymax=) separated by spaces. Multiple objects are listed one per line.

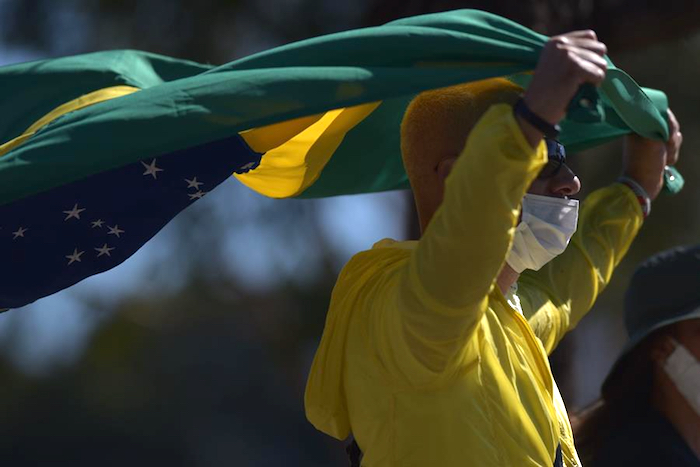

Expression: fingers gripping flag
xmin=0 ymin=9 xmax=673 ymax=309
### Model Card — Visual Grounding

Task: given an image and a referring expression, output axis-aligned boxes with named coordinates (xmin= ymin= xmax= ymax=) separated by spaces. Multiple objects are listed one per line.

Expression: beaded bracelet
xmin=618 ymin=176 xmax=651 ymax=218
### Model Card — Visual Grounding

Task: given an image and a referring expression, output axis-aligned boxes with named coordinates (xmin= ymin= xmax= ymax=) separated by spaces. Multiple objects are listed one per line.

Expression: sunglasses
xmin=537 ymin=139 xmax=567 ymax=179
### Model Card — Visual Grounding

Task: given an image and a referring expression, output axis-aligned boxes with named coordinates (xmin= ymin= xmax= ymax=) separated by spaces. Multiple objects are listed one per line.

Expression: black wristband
xmin=513 ymin=98 xmax=561 ymax=139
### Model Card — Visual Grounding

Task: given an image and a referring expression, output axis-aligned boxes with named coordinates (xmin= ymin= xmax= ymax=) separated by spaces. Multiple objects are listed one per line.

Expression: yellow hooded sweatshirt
xmin=305 ymin=104 xmax=643 ymax=466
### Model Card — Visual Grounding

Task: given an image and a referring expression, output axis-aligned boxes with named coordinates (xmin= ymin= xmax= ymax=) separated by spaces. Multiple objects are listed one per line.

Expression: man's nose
xmin=549 ymin=164 xmax=581 ymax=197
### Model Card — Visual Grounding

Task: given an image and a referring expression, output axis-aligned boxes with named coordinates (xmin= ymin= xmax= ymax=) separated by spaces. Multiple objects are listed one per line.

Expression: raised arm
xmin=521 ymin=111 xmax=683 ymax=354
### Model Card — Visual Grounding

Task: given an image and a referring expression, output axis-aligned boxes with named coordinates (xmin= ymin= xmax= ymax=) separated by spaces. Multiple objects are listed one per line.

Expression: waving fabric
xmin=0 ymin=9 xmax=671 ymax=309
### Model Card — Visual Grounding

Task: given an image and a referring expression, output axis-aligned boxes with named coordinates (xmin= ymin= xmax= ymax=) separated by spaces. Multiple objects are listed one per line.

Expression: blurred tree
xmin=0 ymin=278 xmax=344 ymax=466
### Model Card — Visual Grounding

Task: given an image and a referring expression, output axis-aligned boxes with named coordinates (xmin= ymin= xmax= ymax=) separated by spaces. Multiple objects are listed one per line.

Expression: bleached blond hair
xmin=400 ymin=78 xmax=523 ymax=228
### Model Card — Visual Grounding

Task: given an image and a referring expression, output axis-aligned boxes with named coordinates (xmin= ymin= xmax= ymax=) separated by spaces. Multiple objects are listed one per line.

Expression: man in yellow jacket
xmin=305 ymin=30 xmax=683 ymax=466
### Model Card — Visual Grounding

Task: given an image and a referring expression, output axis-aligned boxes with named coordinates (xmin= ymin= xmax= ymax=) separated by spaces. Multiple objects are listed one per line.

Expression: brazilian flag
xmin=0 ymin=9 xmax=675 ymax=309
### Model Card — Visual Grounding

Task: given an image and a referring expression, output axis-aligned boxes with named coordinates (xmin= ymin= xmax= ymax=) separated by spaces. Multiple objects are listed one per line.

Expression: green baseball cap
xmin=603 ymin=244 xmax=700 ymax=393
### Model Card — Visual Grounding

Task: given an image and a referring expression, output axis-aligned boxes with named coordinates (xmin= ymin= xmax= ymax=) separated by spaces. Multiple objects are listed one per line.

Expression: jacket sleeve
xmin=372 ymin=104 xmax=547 ymax=386
xmin=518 ymin=183 xmax=644 ymax=355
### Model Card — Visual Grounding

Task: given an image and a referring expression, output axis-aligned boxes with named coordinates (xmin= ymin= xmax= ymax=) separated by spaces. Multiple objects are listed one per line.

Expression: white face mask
xmin=664 ymin=339 xmax=700 ymax=416
xmin=506 ymin=193 xmax=579 ymax=273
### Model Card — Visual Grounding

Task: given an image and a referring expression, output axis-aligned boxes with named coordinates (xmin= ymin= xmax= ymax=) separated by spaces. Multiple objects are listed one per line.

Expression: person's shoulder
xmin=336 ymin=238 xmax=416 ymax=286
xmin=346 ymin=238 xmax=416 ymax=268
xmin=592 ymin=426 xmax=654 ymax=466
xmin=592 ymin=412 xmax=691 ymax=467
xmin=371 ymin=238 xmax=418 ymax=251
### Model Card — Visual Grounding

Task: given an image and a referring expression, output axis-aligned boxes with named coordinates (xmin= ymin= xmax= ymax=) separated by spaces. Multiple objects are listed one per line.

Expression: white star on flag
xmin=12 ymin=226 xmax=28 ymax=239
xmin=107 ymin=225 xmax=125 ymax=237
xmin=91 ymin=219 xmax=105 ymax=228
xmin=141 ymin=159 xmax=164 ymax=179
xmin=63 ymin=203 xmax=86 ymax=221
xmin=66 ymin=248 xmax=84 ymax=265
xmin=95 ymin=243 xmax=115 ymax=257
xmin=188 ymin=191 xmax=207 ymax=200
xmin=240 ymin=162 xmax=257 ymax=171
xmin=185 ymin=177 xmax=203 ymax=190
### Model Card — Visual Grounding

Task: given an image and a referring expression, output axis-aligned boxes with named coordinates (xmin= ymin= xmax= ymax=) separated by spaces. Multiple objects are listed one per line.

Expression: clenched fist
xmin=524 ymin=30 xmax=608 ymax=125
xmin=623 ymin=109 xmax=682 ymax=201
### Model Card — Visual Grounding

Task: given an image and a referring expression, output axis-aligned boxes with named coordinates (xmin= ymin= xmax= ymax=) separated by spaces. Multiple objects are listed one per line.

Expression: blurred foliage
xmin=0 ymin=279 xmax=342 ymax=465
xmin=0 ymin=0 xmax=699 ymax=465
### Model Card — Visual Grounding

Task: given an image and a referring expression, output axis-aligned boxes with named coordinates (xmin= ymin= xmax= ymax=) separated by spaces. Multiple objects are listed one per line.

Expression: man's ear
xmin=436 ymin=157 xmax=458 ymax=183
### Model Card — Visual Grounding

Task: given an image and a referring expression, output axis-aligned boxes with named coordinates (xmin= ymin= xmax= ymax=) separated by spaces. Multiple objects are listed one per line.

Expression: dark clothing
xmin=593 ymin=409 xmax=699 ymax=466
